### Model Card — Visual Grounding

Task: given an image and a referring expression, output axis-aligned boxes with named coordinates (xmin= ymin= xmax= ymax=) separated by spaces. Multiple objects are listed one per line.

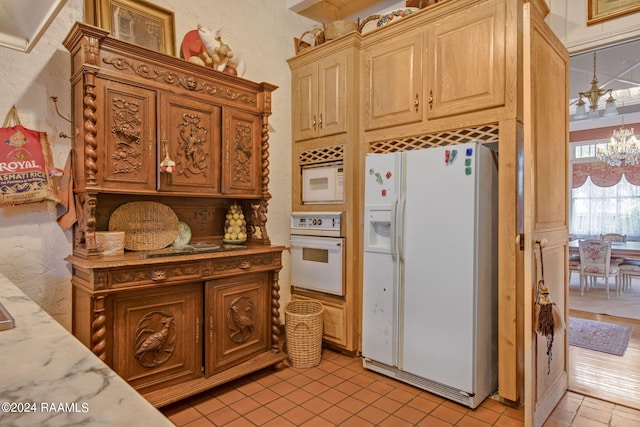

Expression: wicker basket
xmin=108 ymin=201 xmax=179 ymax=251
xmin=95 ymin=231 xmax=125 ymax=255
xmin=324 ymin=20 xmax=357 ymax=40
xmin=285 ymin=300 xmax=324 ymax=368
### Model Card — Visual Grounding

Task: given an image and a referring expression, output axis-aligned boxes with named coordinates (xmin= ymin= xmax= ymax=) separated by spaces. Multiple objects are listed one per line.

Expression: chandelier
xmin=596 ymin=124 xmax=640 ymax=166
xmin=574 ymin=52 xmax=618 ymax=120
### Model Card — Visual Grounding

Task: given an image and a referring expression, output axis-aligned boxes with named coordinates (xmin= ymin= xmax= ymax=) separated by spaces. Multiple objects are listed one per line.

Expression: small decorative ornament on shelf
xmin=159 ymin=137 xmax=176 ymax=173
xmin=596 ymin=124 xmax=639 ymax=167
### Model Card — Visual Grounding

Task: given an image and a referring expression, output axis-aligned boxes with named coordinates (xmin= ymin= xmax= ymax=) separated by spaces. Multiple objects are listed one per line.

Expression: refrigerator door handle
xmin=398 ymin=193 xmax=407 ymax=263
xmin=391 ymin=197 xmax=398 ymax=258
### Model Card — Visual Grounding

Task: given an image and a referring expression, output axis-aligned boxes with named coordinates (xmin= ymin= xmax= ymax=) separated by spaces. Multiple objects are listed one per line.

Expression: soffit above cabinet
xmin=288 ymin=0 xmax=402 ymax=22
xmin=0 ymin=0 xmax=67 ymax=52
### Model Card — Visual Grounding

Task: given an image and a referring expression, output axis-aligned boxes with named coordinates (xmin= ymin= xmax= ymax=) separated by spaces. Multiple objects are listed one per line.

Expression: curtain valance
xmin=572 ymin=162 xmax=640 ymax=188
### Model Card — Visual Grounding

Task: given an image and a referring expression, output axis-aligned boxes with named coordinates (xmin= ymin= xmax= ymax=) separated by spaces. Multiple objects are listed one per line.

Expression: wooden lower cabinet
xmin=68 ymin=247 xmax=287 ymax=408
xmin=205 ymin=273 xmax=270 ymax=374
xmin=113 ymin=283 xmax=203 ymax=394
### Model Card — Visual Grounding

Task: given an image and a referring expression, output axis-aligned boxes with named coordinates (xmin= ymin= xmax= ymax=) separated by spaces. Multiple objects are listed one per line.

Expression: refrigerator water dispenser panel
xmin=365 ymin=208 xmax=392 ymax=252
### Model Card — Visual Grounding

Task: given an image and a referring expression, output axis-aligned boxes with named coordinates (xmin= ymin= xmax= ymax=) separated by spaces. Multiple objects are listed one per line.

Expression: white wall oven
xmin=290 ymin=212 xmax=344 ymax=296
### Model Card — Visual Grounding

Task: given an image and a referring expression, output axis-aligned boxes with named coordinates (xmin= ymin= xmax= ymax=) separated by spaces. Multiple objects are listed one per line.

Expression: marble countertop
xmin=0 ymin=273 xmax=174 ymax=427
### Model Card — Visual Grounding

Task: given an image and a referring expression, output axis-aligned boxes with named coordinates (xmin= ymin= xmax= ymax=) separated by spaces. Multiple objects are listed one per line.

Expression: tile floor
xmin=160 ymin=349 xmax=640 ymax=427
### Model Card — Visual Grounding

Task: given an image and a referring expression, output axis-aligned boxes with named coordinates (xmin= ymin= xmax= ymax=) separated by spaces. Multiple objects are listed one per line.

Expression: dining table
xmin=569 ymin=239 xmax=640 ymax=260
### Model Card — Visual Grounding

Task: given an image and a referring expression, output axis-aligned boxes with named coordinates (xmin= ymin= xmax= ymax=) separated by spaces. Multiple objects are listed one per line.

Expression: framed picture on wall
xmin=587 ymin=0 xmax=640 ymax=25
xmin=85 ymin=0 xmax=176 ymax=55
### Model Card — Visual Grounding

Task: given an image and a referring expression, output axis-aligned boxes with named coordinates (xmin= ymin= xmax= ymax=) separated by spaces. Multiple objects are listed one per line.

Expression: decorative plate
xmin=172 ymin=222 xmax=192 ymax=247
xmin=223 ymin=239 xmax=247 ymax=245
xmin=376 ymin=8 xmax=419 ymax=28
xmin=108 ymin=201 xmax=179 ymax=251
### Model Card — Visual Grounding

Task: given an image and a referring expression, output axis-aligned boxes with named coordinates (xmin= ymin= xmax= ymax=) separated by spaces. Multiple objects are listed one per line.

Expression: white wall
xmin=0 ymin=0 xmax=315 ymax=330
xmin=547 ymin=0 xmax=640 ymax=53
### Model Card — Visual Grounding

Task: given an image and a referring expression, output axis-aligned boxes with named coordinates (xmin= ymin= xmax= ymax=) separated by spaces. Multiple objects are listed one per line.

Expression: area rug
xmin=568 ymin=317 xmax=633 ymax=356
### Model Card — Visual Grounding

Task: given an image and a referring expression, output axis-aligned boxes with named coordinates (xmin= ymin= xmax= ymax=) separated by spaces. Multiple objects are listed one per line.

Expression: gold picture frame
xmin=85 ymin=0 xmax=176 ymax=55
xmin=587 ymin=0 xmax=640 ymax=25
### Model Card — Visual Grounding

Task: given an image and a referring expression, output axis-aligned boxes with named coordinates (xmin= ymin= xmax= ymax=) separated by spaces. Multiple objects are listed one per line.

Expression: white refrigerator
xmin=362 ymin=141 xmax=498 ymax=409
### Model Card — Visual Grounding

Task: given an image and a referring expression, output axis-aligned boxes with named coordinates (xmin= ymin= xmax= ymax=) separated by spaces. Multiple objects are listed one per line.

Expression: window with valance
xmin=571 ymin=162 xmax=640 ymax=240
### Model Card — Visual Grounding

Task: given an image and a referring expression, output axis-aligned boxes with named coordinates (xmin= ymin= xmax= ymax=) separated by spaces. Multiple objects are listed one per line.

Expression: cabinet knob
xmin=428 ymin=90 xmax=433 ymax=110
xmin=319 ymin=114 xmax=323 ymax=129
xmin=239 ymin=261 xmax=251 ymax=269
xmin=414 ymin=94 xmax=420 ymax=112
xmin=312 ymin=116 xmax=316 ymax=130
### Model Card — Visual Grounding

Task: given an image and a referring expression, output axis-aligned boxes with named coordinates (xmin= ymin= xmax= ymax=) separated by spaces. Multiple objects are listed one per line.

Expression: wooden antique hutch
xmin=63 ymin=22 xmax=286 ymax=407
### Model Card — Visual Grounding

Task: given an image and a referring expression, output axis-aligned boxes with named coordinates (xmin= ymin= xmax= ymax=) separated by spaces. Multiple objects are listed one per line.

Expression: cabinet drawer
xmin=108 ymin=263 xmax=203 ymax=288
xmin=210 ymin=253 xmax=278 ymax=276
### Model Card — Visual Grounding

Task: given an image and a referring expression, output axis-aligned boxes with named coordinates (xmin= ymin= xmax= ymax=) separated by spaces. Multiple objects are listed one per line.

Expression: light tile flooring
xmin=159 ymin=349 xmax=640 ymax=426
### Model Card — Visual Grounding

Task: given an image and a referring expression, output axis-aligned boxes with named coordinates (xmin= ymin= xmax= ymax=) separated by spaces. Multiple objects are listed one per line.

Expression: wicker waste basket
xmin=285 ymin=300 xmax=324 ymax=368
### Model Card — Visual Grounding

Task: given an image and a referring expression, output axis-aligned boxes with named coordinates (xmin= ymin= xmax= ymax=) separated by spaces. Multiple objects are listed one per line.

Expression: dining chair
xmin=618 ymin=261 xmax=640 ymax=292
xmin=578 ymin=239 xmax=620 ymax=299
xmin=600 ymin=233 xmax=627 ymax=265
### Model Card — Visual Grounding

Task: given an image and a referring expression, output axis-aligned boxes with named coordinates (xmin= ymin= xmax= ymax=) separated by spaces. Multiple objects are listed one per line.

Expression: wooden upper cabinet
xmin=158 ymin=94 xmax=222 ymax=194
xmin=221 ymin=109 xmax=262 ymax=197
xmin=363 ymin=30 xmax=423 ymax=131
xmin=426 ymin=0 xmax=506 ymax=119
xmin=99 ymin=79 xmax=157 ymax=191
xmin=292 ymin=49 xmax=348 ymax=141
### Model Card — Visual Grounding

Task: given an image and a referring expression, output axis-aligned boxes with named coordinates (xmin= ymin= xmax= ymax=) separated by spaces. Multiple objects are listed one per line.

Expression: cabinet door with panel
xmin=99 ymin=79 xmax=157 ymax=191
xmin=158 ymin=93 xmax=222 ymax=194
xmin=362 ymin=30 xmax=423 ymax=131
xmin=112 ymin=283 xmax=203 ymax=394
xmin=291 ymin=49 xmax=348 ymax=141
xmin=222 ymin=109 xmax=262 ymax=197
xmin=205 ymin=273 xmax=270 ymax=375
xmin=426 ymin=0 xmax=506 ymax=119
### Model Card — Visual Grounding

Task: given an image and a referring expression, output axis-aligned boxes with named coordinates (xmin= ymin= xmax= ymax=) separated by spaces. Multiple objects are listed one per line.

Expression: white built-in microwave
xmin=301 ymin=162 xmax=344 ymax=204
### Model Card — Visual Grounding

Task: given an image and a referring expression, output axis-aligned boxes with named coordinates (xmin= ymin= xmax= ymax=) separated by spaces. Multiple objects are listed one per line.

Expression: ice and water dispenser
xmin=365 ymin=208 xmax=393 ymax=253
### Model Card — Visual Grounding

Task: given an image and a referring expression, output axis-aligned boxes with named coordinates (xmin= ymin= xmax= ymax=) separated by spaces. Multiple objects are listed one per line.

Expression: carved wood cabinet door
xmin=99 ymin=79 xmax=157 ymax=191
xmin=204 ymin=273 xmax=270 ymax=375
xmin=112 ymin=283 xmax=203 ymax=394
xmin=221 ymin=109 xmax=261 ymax=197
xmin=158 ymin=93 xmax=222 ymax=194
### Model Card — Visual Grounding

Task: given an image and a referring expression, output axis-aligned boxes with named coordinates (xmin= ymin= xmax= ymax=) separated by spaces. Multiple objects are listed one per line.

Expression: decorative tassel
xmin=160 ymin=137 xmax=175 ymax=173
xmin=533 ymin=240 xmax=565 ymax=375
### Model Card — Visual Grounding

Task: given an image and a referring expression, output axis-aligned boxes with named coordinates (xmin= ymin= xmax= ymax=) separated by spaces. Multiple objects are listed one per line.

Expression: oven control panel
xmin=291 ymin=212 xmax=342 ymax=237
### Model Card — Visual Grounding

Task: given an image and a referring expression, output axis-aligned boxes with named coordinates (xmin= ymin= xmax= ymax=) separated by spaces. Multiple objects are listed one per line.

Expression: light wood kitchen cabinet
xmin=425 ymin=0 xmax=506 ymax=119
xmin=361 ymin=0 xmax=507 ymax=133
xmin=362 ymin=29 xmax=423 ymax=131
xmin=288 ymin=33 xmax=361 ymax=353
xmin=291 ymin=48 xmax=349 ymax=141
xmin=64 ymin=22 xmax=286 ymax=408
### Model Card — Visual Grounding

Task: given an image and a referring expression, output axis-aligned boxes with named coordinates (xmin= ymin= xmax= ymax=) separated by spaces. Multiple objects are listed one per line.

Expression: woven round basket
xmin=285 ymin=300 xmax=324 ymax=368
xmin=95 ymin=231 xmax=125 ymax=255
xmin=108 ymin=201 xmax=179 ymax=251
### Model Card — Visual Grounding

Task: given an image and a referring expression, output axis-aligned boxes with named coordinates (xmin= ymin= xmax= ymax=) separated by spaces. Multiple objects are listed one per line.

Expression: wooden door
xmin=221 ymin=109 xmax=261 ymax=197
xmin=426 ymin=0 xmax=506 ymax=119
xmin=522 ymin=3 xmax=570 ymax=426
xmin=205 ymin=273 xmax=270 ymax=375
xmin=317 ymin=50 xmax=348 ymax=138
xmin=158 ymin=93 xmax=222 ymax=194
xmin=363 ymin=29 xmax=423 ymax=131
xmin=99 ymin=79 xmax=157 ymax=191
xmin=112 ymin=283 xmax=203 ymax=394
xmin=291 ymin=63 xmax=317 ymax=141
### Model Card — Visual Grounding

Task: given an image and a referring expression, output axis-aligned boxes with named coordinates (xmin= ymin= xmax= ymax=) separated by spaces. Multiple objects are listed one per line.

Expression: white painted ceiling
xmin=0 ymin=0 xmax=67 ymax=52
